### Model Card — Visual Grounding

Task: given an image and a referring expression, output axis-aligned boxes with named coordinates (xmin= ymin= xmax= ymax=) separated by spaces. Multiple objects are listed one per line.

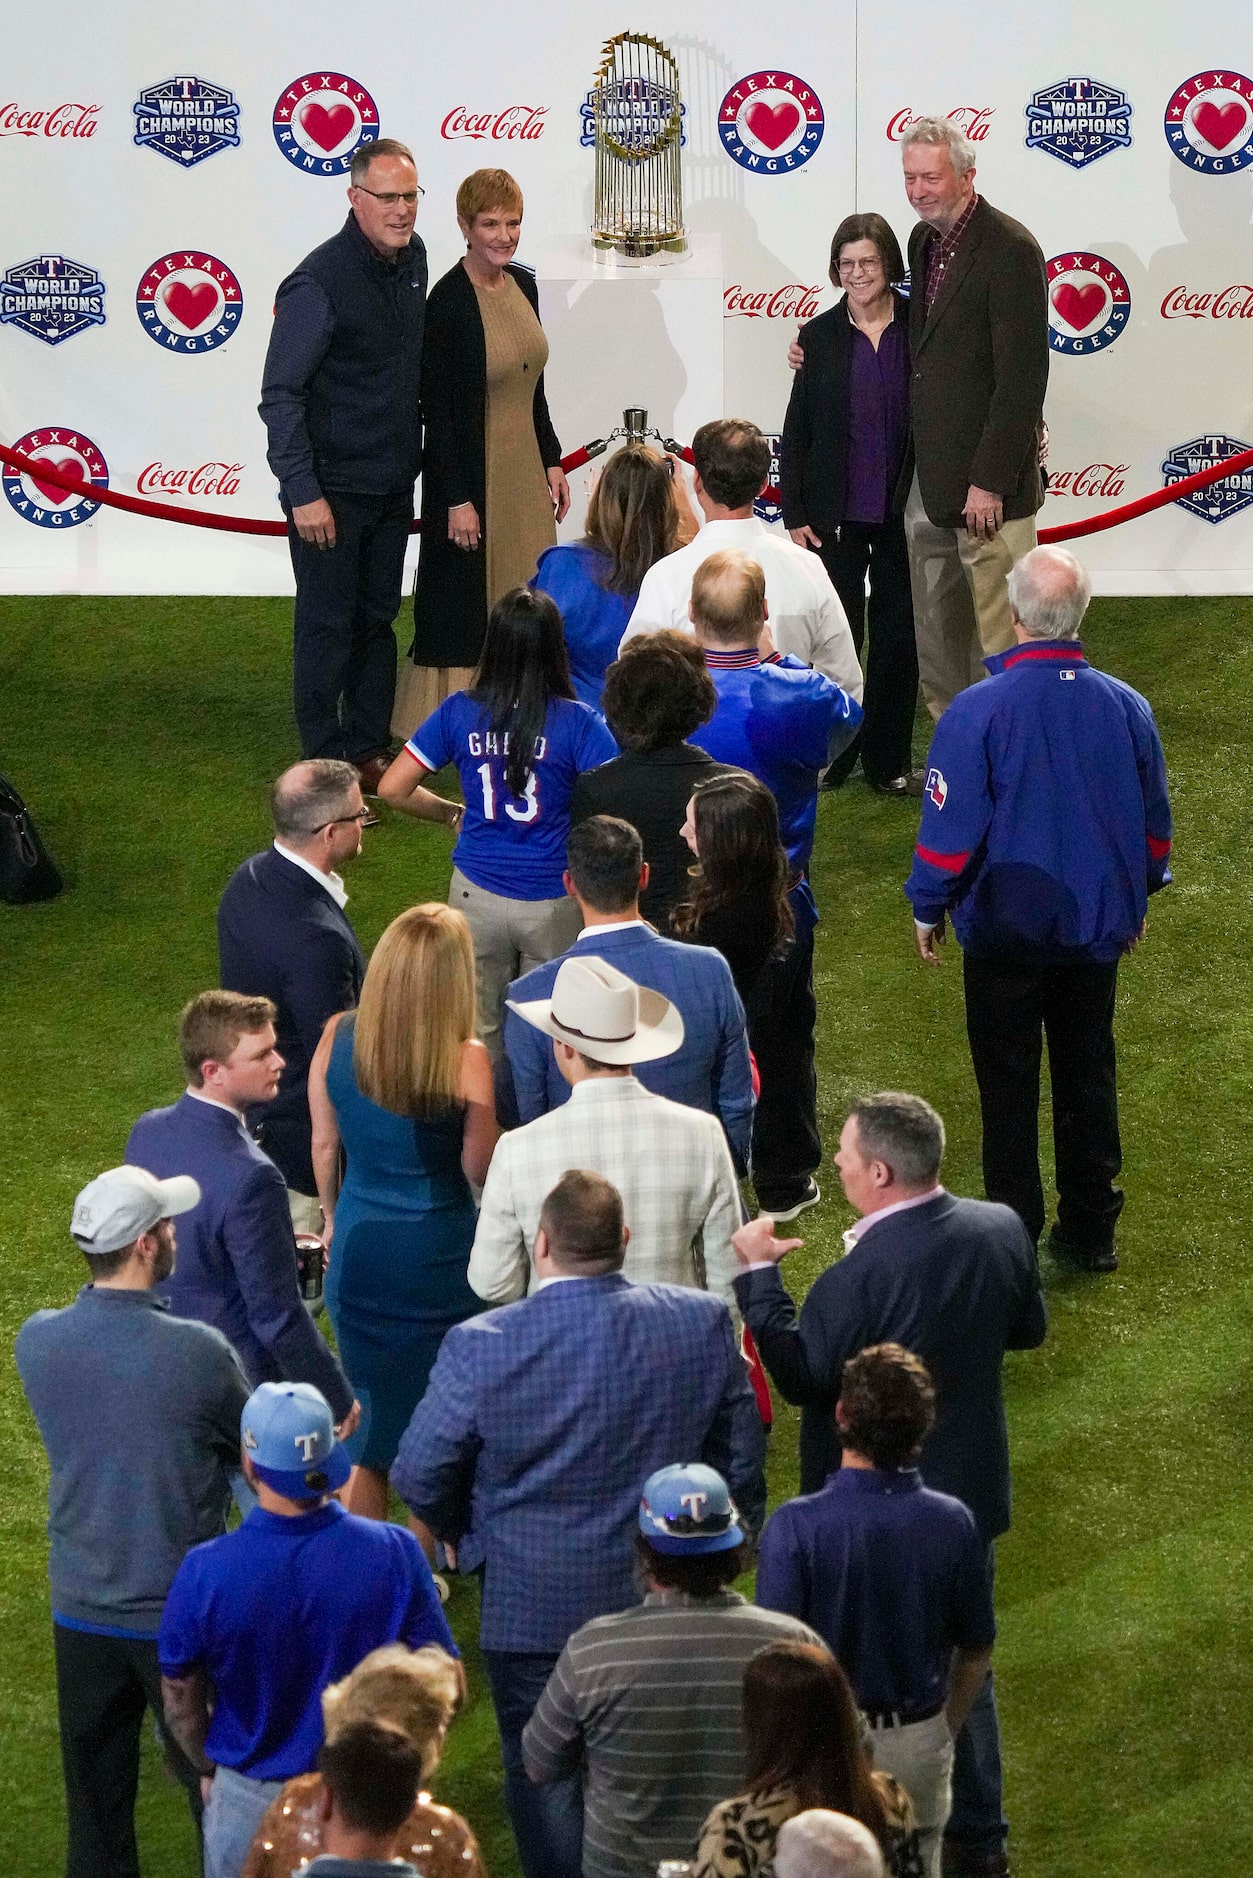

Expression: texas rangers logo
xmin=3 ymin=426 xmax=108 ymax=529
xmin=719 ymin=72 xmax=824 ymax=174
xmin=132 ymin=76 xmax=241 ymax=166
xmin=1024 ymin=77 xmax=1133 ymax=168
xmin=753 ymin=434 xmax=783 ymax=527
xmin=1164 ymin=72 xmax=1253 ymax=173
xmin=0 ymin=254 xmax=106 ymax=345
xmin=1161 ymin=435 xmax=1253 ymax=524
xmin=135 ymin=252 xmax=243 ymax=353
xmin=273 ymin=72 xmax=379 ymax=173
xmin=925 ymin=769 xmax=948 ymax=809
xmin=1046 ymin=254 xmax=1131 ymax=355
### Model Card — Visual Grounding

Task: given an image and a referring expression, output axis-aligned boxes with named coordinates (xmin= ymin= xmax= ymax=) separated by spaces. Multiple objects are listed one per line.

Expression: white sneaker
xmin=760 ymin=1179 xmax=821 ymax=1222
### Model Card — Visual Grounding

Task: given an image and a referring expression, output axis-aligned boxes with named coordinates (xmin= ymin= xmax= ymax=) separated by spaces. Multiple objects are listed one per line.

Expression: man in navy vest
xmin=260 ymin=137 xmax=427 ymax=790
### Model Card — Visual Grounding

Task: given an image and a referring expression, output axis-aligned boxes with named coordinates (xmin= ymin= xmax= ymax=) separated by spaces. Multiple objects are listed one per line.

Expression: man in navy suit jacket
xmin=393 ymin=1170 xmax=766 ymax=1878
xmin=218 ymin=761 xmax=368 ymax=1217
xmin=126 ymin=992 xmax=356 ymax=1433
xmin=499 ymin=815 xmax=754 ymax=1172
xmin=733 ymin=1091 xmax=1045 ymax=1878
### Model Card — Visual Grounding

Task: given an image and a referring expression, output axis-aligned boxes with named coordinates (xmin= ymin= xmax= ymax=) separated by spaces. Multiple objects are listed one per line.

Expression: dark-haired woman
xmin=781 ymin=212 xmax=920 ymax=794
xmin=671 ymin=773 xmax=821 ymax=1220
xmin=571 ymin=629 xmax=724 ymax=929
xmin=533 ymin=443 xmax=699 ymax=708
xmin=379 ymin=588 xmax=616 ymax=1056
xmin=693 ymin=1642 xmax=922 ymax=1878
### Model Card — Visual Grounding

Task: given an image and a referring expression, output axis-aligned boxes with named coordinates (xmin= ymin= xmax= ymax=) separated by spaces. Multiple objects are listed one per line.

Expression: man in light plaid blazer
xmin=470 ymin=955 xmax=742 ymax=1313
xmin=393 ymin=1169 xmax=766 ymax=1878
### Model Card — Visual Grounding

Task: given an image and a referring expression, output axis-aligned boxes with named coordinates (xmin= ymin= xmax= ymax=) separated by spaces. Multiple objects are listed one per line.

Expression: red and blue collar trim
xmin=704 ymin=646 xmax=783 ymax=669
xmin=985 ymin=638 xmax=1088 ymax=676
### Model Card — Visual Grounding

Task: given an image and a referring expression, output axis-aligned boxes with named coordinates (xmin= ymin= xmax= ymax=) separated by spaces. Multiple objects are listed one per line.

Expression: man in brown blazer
xmin=895 ymin=118 xmax=1048 ymax=720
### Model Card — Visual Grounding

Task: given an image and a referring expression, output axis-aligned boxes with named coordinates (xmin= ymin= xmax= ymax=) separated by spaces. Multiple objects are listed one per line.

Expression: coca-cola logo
xmin=1161 ymin=282 xmax=1253 ymax=320
xmin=441 ymin=104 xmax=547 ymax=141
xmin=137 ymin=461 xmax=243 ymax=497
xmin=0 ymin=101 xmax=99 ymax=139
xmin=887 ymin=106 xmax=994 ymax=142
xmin=1046 ymin=464 xmax=1128 ymax=499
xmin=724 ymin=283 xmax=823 ymax=321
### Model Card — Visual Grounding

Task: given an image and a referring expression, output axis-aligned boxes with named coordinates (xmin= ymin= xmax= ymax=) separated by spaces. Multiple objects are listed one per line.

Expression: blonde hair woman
xmin=307 ymin=905 xmax=497 ymax=1519
xmin=242 ymin=1645 xmax=484 ymax=1878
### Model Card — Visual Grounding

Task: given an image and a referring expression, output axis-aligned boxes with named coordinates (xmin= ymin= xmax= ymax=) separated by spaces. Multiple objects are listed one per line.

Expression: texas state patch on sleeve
xmin=925 ymin=768 xmax=948 ymax=808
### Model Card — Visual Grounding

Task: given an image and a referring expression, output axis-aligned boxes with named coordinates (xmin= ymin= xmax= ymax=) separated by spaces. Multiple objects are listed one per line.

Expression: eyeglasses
xmin=353 ymin=184 xmax=424 ymax=206
xmin=837 ymin=258 xmax=883 ymax=278
xmin=310 ymin=808 xmax=372 ymax=831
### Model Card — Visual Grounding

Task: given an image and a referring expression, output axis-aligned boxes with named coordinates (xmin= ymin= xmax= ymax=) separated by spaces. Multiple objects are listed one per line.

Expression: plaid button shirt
xmin=922 ymin=190 xmax=979 ymax=314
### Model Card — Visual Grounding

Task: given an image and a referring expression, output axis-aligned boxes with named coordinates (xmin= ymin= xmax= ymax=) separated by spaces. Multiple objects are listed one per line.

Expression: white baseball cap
xmin=70 ymin=1165 xmax=201 ymax=1256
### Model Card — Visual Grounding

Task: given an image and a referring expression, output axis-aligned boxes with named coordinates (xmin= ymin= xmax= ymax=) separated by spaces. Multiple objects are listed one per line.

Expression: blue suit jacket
xmin=735 ymin=1193 xmax=1046 ymax=1541
xmin=126 ymin=1095 xmax=353 ymax=1421
xmin=499 ymin=925 xmax=754 ymax=1172
xmin=392 ymin=1274 xmax=767 ymax=1652
xmin=217 ymin=848 xmax=365 ymax=1196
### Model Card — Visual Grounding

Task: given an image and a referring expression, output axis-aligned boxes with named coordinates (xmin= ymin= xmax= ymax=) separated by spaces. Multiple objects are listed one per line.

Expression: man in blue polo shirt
xmin=756 ymin=1343 xmax=996 ymax=1878
xmin=687 ymin=547 xmax=861 ymax=1216
xmin=158 ymin=1381 xmax=455 ymax=1878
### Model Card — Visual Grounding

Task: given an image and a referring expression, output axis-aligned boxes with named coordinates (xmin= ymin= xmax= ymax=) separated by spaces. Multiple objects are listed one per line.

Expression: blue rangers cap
xmin=241 ymin=1382 xmax=350 ymax=1497
xmin=638 ymin=1462 xmax=744 ymax=1555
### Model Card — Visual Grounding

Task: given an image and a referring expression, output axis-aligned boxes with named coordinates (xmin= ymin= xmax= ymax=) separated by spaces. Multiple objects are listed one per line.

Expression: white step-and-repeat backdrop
xmin=3 ymin=0 xmax=1252 ymax=594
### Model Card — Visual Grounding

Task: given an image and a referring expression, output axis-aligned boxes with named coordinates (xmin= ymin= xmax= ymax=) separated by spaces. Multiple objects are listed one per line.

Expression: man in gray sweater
xmin=16 ymin=1164 xmax=251 ymax=1878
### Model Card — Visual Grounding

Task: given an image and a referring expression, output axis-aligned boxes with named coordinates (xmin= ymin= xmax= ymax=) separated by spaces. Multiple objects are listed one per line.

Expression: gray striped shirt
xmin=521 ymin=1590 xmax=823 ymax=1878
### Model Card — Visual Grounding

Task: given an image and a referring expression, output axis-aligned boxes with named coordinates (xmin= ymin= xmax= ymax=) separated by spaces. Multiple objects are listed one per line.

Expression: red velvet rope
xmin=5 ymin=437 xmax=1252 ymax=547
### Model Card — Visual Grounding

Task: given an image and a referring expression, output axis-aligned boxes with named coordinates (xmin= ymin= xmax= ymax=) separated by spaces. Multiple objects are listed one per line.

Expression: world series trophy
xmin=590 ymin=32 xmax=686 ymax=262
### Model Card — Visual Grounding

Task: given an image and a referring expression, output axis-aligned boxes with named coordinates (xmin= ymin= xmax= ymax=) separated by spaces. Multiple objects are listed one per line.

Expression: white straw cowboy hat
xmin=506 ymin=955 xmax=684 ymax=1066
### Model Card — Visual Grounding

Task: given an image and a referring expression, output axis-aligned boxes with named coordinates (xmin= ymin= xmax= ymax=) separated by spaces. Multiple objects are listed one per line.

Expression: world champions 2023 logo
xmin=1162 ymin=436 xmax=1253 ymax=524
xmin=719 ymin=72 xmax=823 ymax=174
xmin=272 ymin=73 xmax=379 ymax=174
xmin=1024 ymin=76 xmax=1133 ymax=168
xmin=0 ymin=254 xmax=106 ymax=345
xmin=132 ymin=77 xmax=240 ymax=166
xmin=3 ymin=427 xmax=109 ymax=529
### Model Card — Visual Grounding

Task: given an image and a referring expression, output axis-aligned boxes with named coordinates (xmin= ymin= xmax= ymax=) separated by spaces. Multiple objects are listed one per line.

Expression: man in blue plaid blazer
xmin=393 ymin=1170 xmax=766 ymax=1878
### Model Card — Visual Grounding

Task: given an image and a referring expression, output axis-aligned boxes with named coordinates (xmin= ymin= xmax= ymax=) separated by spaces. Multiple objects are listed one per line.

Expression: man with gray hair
xmin=897 ymin=116 xmax=1048 ymax=718
xmin=218 ymin=760 xmax=368 ymax=1228
xmin=774 ymin=1810 xmax=885 ymax=1878
xmin=907 ymin=544 xmax=1173 ymax=1284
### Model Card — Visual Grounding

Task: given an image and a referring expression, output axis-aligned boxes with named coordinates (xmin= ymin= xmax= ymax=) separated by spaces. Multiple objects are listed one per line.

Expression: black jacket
xmin=259 ymin=213 xmax=427 ymax=507
xmin=779 ymin=290 xmax=911 ymax=533
xmin=217 ymin=848 xmax=366 ymax=1195
xmin=571 ymin=744 xmax=728 ymax=929
xmin=894 ymin=198 xmax=1048 ymax=528
xmin=734 ymin=1192 xmax=1047 ymax=1541
xmin=411 ymin=260 xmax=562 ymax=668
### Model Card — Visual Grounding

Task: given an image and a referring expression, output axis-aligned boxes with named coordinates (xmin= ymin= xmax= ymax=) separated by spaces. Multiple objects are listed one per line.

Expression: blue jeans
xmin=482 ymin=1649 xmax=583 ymax=1878
xmin=947 ymin=1548 xmax=1008 ymax=1856
xmin=203 ymin=1765 xmax=285 ymax=1878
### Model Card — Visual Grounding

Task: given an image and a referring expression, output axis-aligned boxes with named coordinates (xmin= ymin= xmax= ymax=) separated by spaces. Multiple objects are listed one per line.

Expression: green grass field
xmin=1 ymin=593 xmax=1249 ymax=1877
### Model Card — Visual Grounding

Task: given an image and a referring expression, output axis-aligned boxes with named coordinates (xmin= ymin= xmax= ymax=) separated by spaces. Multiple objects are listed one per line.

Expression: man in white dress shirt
xmin=619 ymin=419 xmax=863 ymax=702
xmin=469 ymin=955 xmax=743 ymax=1313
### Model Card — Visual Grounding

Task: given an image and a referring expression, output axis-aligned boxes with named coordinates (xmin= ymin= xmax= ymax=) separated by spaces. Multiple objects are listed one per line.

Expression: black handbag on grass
xmin=0 ymin=771 xmax=62 ymax=903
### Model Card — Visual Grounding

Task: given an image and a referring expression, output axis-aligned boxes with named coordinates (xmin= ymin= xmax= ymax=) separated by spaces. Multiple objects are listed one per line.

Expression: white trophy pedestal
xmin=529 ymin=235 xmax=725 ymax=541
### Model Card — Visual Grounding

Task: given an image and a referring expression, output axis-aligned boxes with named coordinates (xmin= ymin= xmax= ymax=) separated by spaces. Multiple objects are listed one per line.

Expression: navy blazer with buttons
xmin=217 ymin=846 xmax=365 ymax=1197
xmin=126 ymin=1094 xmax=354 ymax=1422
xmin=735 ymin=1192 xmax=1046 ymax=1541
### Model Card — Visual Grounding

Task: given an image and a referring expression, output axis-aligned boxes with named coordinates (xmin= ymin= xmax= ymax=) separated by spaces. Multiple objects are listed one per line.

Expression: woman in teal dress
xmin=307 ymin=902 xmax=498 ymax=1519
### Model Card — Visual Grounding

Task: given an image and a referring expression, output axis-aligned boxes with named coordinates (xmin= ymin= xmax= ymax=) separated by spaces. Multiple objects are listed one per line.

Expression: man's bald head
xmin=773 ymin=1810 xmax=885 ymax=1878
xmin=689 ymin=548 xmax=767 ymax=649
xmin=270 ymin=760 xmax=362 ymax=844
xmin=1006 ymin=546 xmax=1092 ymax=641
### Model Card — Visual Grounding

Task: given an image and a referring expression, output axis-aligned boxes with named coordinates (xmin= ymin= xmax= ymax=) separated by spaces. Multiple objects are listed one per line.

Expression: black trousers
xmin=53 ymin=1623 xmax=203 ymax=1878
xmin=287 ymin=487 xmax=410 ymax=761
xmin=818 ymin=516 xmax=919 ymax=787
xmin=749 ymin=917 xmax=822 ymax=1209
xmin=963 ymin=954 xmax=1124 ymax=1250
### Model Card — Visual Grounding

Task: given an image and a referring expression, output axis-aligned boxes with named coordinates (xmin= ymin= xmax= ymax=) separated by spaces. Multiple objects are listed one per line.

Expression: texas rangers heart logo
xmin=3 ymin=425 xmax=108 ymax=528
xmin=135 ymin=252 xmax=243 ymax=353
xmin=1046 ymin=254 xmax=1131 ymax=355
xmin=925 ymin=768 xmax=948 ymax=809
xmin=272 ymin=72 xmax=379 ymax=174
xmin=719 ymin=72 xmax=824 ymax=174
xmin=132 ymin=76 xmax=241 ymax=166
xmin=0 ymin=254 xmax=106 ymax=345
xmin=1024 ymin=76 xmax=1133 ymax=168
xmin=1164 ymin=72 xmax=1253 ymax=173
xmin=1161 ymin=435 xmax=1253 ymax=524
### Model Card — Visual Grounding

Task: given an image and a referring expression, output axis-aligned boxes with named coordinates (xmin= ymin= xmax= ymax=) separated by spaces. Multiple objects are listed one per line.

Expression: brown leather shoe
xmin=354 ymin=752 xmax=392 ymax=796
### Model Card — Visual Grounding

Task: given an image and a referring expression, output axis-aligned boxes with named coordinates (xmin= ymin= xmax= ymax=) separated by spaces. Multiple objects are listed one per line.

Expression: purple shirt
xmin=844 ymin=316 xmax=910 ymax=524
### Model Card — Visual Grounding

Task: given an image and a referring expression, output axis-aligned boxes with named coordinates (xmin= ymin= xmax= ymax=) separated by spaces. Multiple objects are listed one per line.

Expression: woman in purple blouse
xmin=780 ymin=213 xmax=920 ymax=795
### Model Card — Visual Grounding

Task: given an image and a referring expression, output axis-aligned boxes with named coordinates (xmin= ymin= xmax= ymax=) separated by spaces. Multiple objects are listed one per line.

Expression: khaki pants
xmin=905 ymin=473 xmax=1037 ymax=719
xmin=287 ymin=1190 xmax=323 ymax=1236
xmin=868 ymin=1709 xmax=954 ymax=1878
xmin=449 ymin=867 xmax=582 ymax=1062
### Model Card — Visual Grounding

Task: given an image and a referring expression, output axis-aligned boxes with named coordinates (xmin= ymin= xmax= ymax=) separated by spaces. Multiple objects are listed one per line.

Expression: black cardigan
xmin=778 ymin=288 xmax=910 ymax=534
xmin=411 ymin=260 xmax=562 ymax=668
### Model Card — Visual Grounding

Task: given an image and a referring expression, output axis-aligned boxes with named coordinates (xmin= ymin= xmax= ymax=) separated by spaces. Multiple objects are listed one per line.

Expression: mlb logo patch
xmin=926 ymin=768 xmax=948 ymax=809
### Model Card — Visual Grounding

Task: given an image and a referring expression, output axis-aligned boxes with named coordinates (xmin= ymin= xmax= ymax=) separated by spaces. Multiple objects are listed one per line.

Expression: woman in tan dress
xmin=242 ymin=1644 xmax=484 ymax=1878
xmin=397 ymin=167 xmax=568 ymax=736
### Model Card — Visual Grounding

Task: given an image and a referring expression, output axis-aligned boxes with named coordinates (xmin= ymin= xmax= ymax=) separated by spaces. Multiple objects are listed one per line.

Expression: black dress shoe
xmin=1047 ymin=1228 xmax=1118 ymax=1273
xmin=869 ymin=770 xmax=926 ymax=798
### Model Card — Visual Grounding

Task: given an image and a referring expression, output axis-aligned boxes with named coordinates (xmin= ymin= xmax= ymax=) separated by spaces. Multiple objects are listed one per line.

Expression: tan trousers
xmin=905 ymin=473 xmax=1037 ymax=719
xmin=449 ymin=866 xmax=582 ymax=1062
xmin=869 ymin=1710 xmax=954 ymax=1878
xmin=287 ymin=1190 xmax=323 ymax=1236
